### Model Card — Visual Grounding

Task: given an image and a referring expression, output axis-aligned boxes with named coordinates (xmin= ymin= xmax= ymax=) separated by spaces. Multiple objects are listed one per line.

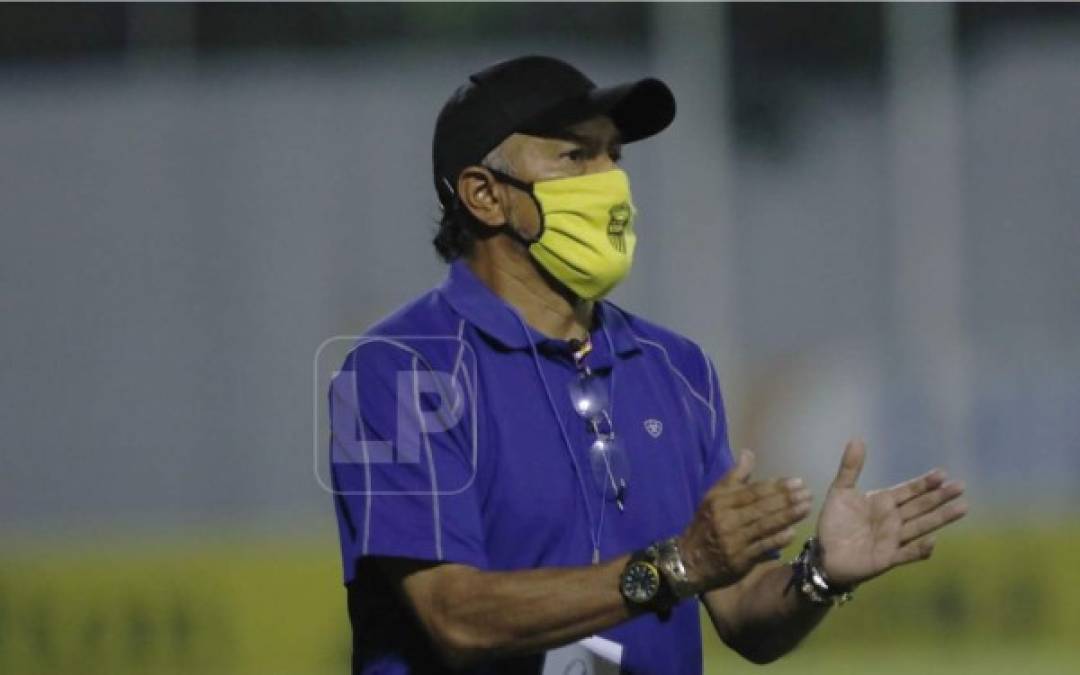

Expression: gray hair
xmin=481 ymin=142 xmax=514 ymax=174
xmin=432 ymin=140 xmax=515 ymax=262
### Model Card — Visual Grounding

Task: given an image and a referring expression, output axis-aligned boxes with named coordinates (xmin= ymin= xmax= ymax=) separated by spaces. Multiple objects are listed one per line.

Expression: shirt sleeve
xmin=329 ymin=338 xmax=487 ymax=584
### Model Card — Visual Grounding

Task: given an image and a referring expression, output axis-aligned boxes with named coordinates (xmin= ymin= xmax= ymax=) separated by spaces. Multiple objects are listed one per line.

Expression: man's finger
xmin=831 ymin=439 xmax=866 ymax=490
xmin=884 ymin=468 xmax=948 ymax=506
xmin=724 ymin=486 xmax=813 ymax=528
xmin=899 ymin=499 xmax=968 ymax=545
xmin=713 ymin=477 xmax=803 ymax=510
xmin=744 ymin=500 xmax=813 ymax=541
xmin=744 ymin=526 xmax=798 ymax=561
xmin=898 ymin=480 xmax=965 ymax=523
xmin=893 ymin=535 xmax=937 ymax=567
xmin=743 ymin=487 xmax=813 ymax=522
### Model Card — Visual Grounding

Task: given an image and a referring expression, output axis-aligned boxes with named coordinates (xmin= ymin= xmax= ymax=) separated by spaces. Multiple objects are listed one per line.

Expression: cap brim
xmin=589 ymin=78 xmax=676 ymax=143
xmin=520 ymin=77 xmax=676 ymax=144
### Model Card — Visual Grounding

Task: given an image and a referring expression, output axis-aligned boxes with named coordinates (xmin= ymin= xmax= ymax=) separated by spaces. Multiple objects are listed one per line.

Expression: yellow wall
xmin=2 ymin=525 xmax=1077 ymax=674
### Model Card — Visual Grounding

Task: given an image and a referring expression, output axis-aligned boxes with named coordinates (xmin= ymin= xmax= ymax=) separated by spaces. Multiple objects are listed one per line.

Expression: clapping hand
xmin=815 ymin=440 xmax=968 ymax=588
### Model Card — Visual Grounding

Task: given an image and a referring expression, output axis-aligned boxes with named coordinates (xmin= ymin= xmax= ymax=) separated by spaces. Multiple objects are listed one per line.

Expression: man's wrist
xmin=655 ymin=537 xmax=698 ymax=600
xmin=619 ymin=538 xmax=698 ymax=615
xmin=787 ymin=537 xmax=854 ymax=607
xmin=619 ymin=547 xmax=673 ymax=615
xmin=672 ymin=534 xmax=707 ymax=595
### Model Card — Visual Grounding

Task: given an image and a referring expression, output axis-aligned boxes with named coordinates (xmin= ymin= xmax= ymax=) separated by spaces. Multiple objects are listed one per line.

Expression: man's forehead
xmin=520 ymin=115 xmax=621 ymax=147
xmin=557 ymin=115 xmax=621 ymax=142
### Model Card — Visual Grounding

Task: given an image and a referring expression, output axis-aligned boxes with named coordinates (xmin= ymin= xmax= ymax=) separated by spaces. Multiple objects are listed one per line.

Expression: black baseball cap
xmin=433 ymin=55 xmax=676 ymax=208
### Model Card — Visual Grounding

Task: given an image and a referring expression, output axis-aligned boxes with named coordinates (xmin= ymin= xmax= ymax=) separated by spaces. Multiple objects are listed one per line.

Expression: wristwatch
xmin=619 ymin=537 xmax=694 ymax=613
xmin=788 ymin=537 xmax=855 ymax=607
xmin=619 ymin=551 xmax=664 ymax=608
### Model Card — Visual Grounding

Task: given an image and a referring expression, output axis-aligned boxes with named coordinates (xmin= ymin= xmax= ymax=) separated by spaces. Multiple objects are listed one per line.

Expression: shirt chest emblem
xmin=643 ymin=418 xmax=663 ymax=439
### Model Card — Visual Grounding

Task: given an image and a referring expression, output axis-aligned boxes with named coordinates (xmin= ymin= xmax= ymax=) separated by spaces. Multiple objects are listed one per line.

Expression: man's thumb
xmin=723 ymin=448 xmax=755 ymax=485
xmin=832 ymin=439 xmax=866 ymax=489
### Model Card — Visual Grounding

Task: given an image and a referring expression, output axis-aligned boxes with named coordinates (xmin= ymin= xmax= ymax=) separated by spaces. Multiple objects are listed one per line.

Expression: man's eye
xmin=561 ymin=148 xmax=587 ymax=162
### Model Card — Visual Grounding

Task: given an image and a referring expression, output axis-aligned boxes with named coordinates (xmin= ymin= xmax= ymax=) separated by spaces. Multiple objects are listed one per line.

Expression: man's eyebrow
xmin=541 ymin=128 xmax=623 ymax=148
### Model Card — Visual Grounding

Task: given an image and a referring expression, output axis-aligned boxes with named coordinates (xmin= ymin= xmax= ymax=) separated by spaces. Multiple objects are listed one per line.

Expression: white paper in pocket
xmin=541 ymin=635 xmax=623 ymax=675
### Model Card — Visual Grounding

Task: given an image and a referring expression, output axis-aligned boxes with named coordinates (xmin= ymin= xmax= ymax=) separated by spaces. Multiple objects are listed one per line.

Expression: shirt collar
xmin=438 ymin=260 xmax=642 ymax=364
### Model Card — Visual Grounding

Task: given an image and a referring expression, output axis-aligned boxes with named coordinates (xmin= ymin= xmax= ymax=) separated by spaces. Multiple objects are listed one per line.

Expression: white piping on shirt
xmin=701 ymin=346 xmax=718 ymax=440
xmin=450 ymin=319 xmax=467 ymax=416
xmin=344 ymin=334 xmax=477 ymax=559
xmin=359 ymin=425 xmax=374 ymax=555
xmin=350 ymin=370 xmax=375 ymax=556
xmin=634 ymin=336 xmax=718 ymax=438
xmin=414 ymin=356 xmax=444 ymax=560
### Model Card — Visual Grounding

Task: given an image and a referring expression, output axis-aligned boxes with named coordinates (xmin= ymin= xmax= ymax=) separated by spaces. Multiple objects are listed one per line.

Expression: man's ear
xmin=457 ymin=166 xmax=507 ymax=229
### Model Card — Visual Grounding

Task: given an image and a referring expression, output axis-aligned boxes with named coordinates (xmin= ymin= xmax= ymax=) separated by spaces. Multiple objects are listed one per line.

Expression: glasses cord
xmin=511 ymin=311 xmax=621 ymax=565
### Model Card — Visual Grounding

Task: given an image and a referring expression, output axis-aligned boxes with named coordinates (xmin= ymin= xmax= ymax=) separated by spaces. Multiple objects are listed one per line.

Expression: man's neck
xmin=466 ymin=246 xmax=593 ymax=342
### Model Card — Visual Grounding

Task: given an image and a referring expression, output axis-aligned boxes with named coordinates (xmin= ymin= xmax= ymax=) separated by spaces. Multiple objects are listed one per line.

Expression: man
xmin=329 ymin=56 xmax=968 ymax=674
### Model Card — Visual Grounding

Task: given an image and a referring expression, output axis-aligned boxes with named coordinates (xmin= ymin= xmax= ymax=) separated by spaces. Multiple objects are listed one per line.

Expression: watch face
xmin=621 ymin=561 xmax=661 ymax=605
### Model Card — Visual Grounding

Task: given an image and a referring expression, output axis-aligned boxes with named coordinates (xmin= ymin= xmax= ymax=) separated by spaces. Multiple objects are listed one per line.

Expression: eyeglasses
xmin=568 ymin=367 xmax=629 ymax=510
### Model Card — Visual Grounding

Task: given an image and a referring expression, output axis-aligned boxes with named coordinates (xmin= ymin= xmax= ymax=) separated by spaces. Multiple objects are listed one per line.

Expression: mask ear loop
xmin=483 ymin=167 xmax=546 ymax=244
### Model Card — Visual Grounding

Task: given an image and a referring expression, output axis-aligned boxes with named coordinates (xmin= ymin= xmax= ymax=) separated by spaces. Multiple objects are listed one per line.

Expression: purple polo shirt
xmin=330 ymin=260 xmax=735 ymax=674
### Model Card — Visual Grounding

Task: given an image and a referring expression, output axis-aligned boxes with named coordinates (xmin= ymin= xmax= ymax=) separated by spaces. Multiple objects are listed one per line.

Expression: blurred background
xmin=2 ymin=3 xmax=1078 ymax=674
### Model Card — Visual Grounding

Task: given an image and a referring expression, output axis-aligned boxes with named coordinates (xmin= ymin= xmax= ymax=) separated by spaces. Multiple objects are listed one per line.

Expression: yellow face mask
xmin=489 ymin=168 xmax=638 ymax=300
